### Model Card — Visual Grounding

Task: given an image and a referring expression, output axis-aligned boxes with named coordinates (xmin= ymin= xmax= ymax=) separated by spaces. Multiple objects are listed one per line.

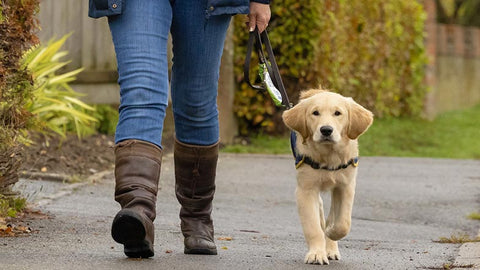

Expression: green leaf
xmin=34 ymin=61 xmax=70 ymax=80
xmin=48 ymin=68 xmax=84 ymax=85
xmin=63 ymin=96 xmax=95 ymax=111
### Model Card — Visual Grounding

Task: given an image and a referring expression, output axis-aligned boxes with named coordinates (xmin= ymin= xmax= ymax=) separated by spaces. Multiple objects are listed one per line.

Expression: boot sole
xmin=184 ymin=247 xmax=218 ymax=255
xmin=112 ymin=209 xmax=154 ymax=258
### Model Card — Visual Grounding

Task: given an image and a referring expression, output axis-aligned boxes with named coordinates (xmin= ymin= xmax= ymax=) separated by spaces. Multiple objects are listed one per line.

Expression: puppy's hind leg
xmin=296 ymin=187 xmax=329 ymax=265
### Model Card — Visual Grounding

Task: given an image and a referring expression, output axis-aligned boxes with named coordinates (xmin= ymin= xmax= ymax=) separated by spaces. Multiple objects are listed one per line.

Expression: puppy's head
xmin=282 ymin=89 xmax=373 ymax=144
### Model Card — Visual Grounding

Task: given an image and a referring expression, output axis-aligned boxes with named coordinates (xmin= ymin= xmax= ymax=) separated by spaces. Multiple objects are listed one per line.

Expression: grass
xmin=434 ymin=233 xmax=480 ymax=244
xmin=467 ymin=212 xmax=480 ymax=220
xmin=360 ymin=104 xmax=480 ymax=159
xmin=222 ymin=104 xmax=480 ymax=159
xmin=424 ymin=263 xmax=475 ymax=269
xmin=222 ymin=135 xmax=292 ymax=155
xmin=0 ymin=195 xmax=27 ymax=218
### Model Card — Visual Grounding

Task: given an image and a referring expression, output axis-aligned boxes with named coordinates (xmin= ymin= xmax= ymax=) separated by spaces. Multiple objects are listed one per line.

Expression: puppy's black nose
xmin=320 ymin=126 xmax=333 ymax=136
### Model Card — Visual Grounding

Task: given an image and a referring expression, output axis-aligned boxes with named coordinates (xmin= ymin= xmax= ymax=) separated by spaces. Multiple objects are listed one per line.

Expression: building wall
xmin=434 ymin=25 xmax=480 ymax=114
xmin=424 ymin=0 xmax=480 ymax=117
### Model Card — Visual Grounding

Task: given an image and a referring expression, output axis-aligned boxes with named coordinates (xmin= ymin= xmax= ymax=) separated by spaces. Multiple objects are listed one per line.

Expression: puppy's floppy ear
xmin=347 ymin=98 xmax=374 ymax=140
xmin=282 ymin=102 xmax=310 ymax=142
xmin=299 ymin=89 xmax=326 ymax=100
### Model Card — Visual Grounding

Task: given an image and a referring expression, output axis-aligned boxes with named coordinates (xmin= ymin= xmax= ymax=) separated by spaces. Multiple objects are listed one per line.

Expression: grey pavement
xmin=2 ymin=155 xmax=480 ymax=270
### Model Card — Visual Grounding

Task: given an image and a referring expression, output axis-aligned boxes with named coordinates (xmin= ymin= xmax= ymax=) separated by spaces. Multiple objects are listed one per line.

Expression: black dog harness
xmin=290 ymin=132 xmax=359 ymax=171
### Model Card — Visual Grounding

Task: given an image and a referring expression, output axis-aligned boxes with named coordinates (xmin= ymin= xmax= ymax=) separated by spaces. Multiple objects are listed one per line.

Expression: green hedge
xmin=316 ymin=0 xmax=428 ymax=117
xmin=233 ymin=0 xmax=428 ymax=135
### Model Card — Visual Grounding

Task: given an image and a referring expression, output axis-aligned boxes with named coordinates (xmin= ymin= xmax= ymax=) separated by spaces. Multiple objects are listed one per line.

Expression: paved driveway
xmin=2 ymin=155 xmax=480 ymax=269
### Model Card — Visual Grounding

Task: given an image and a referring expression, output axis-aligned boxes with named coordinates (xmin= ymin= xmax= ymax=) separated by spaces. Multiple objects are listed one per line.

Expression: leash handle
xmin=244 ymin=28 xmax=292 ymax=109
xmin=244 ymin=30 xmax=264 ymax=91
xmin=259 ymin=30 xmax=291 ymax=109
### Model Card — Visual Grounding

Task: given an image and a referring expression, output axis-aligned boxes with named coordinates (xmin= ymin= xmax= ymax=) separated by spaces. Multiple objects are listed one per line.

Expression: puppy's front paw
xmin=304 ymin=249 xmax=329 ymax=265
xmin=326 ymin=248 xmax=341 ymax=260
xmin=326 ymin=240 xmax=341 ymax=260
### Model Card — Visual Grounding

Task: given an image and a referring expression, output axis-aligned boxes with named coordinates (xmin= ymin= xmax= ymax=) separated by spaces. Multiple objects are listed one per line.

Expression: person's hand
xmin=248 ymin=2 xmax=271 ymax=33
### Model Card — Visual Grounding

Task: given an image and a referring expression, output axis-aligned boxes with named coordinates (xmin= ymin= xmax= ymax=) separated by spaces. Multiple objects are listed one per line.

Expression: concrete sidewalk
xmin=2 ymin=154 xmax=480 ymax=269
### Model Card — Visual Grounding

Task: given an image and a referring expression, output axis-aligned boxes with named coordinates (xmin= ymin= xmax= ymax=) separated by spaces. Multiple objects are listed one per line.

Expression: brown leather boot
xmin=111 ymin=140 xmax=162 ymax=258
xmin=174 ymin=139 xmax=218 ymax=255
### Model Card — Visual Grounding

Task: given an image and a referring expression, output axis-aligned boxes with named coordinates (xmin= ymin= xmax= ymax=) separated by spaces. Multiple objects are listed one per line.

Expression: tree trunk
xmin=217 ymin=22 xmax=238 ymax=145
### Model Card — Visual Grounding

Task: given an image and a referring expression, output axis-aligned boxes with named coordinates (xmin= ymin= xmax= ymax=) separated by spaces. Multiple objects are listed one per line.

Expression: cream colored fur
xmin=282 ymin=89 xmax=373 ymax=265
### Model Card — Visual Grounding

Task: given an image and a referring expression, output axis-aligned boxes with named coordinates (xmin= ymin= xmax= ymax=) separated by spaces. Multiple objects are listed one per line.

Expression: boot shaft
xmin=114 ymin=140 xmax=162 ymax=221
xmin=174 ymin=139 xmax=218 ymax=238
xmin=174 ymin=140 xmax=218 ymax=201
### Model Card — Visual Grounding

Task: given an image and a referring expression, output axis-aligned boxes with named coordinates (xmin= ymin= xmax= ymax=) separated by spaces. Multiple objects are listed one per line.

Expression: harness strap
xmin=291 ymin=132 xmax=359 ymax=171
xmin=295 ymin=156 xmax=359 ymax=171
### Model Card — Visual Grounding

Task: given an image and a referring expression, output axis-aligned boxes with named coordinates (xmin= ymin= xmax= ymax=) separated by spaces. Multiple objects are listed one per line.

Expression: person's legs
xmin=109 ymin=0 xmax=171 ymax=148
xmin=108 ymin=0 xmax=172 ymax=258
xmin=170 ymin=0 xmax=232 ymax=255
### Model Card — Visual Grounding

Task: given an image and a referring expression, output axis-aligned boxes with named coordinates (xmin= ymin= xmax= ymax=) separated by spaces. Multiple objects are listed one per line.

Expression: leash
xmin=244 ymin=28 xmax=292 ymax=109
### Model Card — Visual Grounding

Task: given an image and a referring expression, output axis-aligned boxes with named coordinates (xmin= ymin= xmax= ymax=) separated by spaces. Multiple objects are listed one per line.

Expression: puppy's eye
xmin=334 ymin=111 xmax=342 ymax=116
xmin=312 ymin=111 xmax=320 ymax=116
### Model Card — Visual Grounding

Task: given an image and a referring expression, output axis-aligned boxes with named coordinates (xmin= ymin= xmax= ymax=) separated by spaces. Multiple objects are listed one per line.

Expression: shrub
xmin=437 ymin=0 xmax=480 ymax=27
xmin=233 ymin=0 xmax=428 ymax=135
xmin=0 ymin=0 xmax=39 ymax=192
xmin=315 ymin=0 xmax=428 ymax=118
xmin=0 ymin=195 xmax=26 ymax=218
xmin=93 ymin=104 xmax=119 ymax=136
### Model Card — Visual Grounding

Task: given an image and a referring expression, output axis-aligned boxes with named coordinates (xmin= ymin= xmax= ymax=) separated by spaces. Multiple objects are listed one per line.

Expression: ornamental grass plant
xmin=23 ymin=34 xmax=97 ymax=139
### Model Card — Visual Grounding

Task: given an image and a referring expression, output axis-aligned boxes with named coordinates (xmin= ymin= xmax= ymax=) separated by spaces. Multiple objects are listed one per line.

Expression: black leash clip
xmin=244 ymin=28 xmax=292 ymax=109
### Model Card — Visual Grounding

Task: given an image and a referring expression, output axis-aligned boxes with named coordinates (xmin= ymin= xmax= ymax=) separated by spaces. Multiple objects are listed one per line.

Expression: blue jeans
xmin=108 ymin=0 xmax=232 ymax=147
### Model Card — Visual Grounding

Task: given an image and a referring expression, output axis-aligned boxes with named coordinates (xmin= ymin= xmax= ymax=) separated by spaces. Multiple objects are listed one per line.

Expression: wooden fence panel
xmin=38 ymin=0 xmax=117 ymax=81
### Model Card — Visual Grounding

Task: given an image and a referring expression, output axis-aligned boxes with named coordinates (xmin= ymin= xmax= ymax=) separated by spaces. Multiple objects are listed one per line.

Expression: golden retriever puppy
xmin=282 ymin=89 xmax=373 ymax=265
